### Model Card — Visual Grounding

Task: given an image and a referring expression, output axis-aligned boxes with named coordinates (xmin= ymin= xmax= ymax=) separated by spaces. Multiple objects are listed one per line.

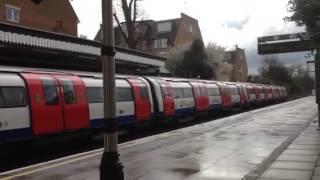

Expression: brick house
xmin=95 ymin=13 xmax=203 ymax=57
xmin=0 ymin=0 xmax=78 ymax=36
xmin=225 ymin=46 xmax=248 ymax=82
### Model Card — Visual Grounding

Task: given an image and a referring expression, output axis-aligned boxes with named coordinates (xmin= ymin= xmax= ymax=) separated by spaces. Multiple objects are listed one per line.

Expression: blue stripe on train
xmin=174 ymin=107 xmax=195 ymax=117
xmin=209 ymin=104 xmax=223 ymax=111
xmin=232 ymin=102 xmax=241 ymax=107
xmin=0 ymin=116 xmax=136 ymax=143
xmin=0 ymin=128 xmax=32 ymax=143
xmin=90 ymin=115 xmax=136 ymax=128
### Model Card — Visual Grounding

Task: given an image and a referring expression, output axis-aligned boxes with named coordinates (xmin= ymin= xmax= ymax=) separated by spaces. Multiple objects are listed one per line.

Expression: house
xmin=224 ymin=46 xmax=248 ymax=82
xmin=0 ymin=0 xmax=79 ymax=36
xmin=95 ymin=13 xmax=203 ymax=57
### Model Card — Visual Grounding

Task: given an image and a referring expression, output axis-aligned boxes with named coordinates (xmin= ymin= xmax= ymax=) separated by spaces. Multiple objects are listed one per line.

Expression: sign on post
xmin=258 ymin=32 xmax=316 ymax=54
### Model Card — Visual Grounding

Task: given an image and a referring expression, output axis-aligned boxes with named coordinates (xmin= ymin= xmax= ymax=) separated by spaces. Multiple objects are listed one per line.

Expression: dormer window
xmin=157 ymin=22 xmax=172 ymax=32
xmin=6 ymin=5 xmax=20 ymax=23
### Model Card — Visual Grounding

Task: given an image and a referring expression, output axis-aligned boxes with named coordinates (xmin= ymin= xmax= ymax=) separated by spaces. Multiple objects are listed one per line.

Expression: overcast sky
xmin=70 ymin=0 xmax=313 ymax=74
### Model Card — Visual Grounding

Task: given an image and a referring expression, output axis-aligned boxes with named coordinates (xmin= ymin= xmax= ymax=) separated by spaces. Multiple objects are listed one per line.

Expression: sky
xmin=70 ymin=0 xmax=313 ymax=74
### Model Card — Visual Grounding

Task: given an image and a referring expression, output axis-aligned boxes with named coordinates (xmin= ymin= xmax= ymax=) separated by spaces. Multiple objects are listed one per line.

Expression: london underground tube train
xmin=0 ymin=68 xmax=287 ymax=144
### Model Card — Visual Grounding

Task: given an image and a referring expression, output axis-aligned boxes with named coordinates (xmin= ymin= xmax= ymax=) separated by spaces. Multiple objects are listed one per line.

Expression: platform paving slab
xmin=257 ymin=119 xmax=320 ymax=180
xmin=0 ymin=97 xmax=318 ymax=180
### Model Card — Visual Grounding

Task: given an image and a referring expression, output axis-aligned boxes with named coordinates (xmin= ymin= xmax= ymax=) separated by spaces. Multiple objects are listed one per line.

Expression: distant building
xmin=95 ymin=13 xmax=202 ymax=57
xmin=0 ymin=0 xmax=79 ymax=36
xmin=224 ymin=46 xmax=248 ymax=82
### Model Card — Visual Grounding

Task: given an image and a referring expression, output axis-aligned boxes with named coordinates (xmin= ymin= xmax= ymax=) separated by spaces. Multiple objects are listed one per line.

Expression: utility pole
xmin=100 ymin=0 xmax=124 ymax=179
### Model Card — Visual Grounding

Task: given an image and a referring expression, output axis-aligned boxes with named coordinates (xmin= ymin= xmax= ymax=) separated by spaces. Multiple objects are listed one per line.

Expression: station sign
xmin=257 ymin=32 xmax=317 ymax=54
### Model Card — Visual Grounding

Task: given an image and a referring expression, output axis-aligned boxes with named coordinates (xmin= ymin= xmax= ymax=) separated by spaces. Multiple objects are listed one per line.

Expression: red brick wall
xmin=0 ymin=0 xmax=78 ymax=36
xmin=174 ymin=14 xmax=203 ymax=47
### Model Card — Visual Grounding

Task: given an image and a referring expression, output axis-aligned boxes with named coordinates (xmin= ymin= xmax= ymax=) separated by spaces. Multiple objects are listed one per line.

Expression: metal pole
xmin=100 ymin=0 xmax=124 ymax=179
xmin=315 ymin=49 xmax=320 ymax=127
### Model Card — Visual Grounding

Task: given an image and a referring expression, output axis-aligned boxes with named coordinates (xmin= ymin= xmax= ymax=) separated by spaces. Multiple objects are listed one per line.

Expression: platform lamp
xmin=29 ymin=0 xmax=124 ymax=179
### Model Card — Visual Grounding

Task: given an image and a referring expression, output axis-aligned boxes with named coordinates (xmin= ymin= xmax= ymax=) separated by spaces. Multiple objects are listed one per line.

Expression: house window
xmin=157 ymin=22 xmax=172 ymax=32
xmin=153 ymin=39 xmax=168 ymax=49
xmin=6 ymin=5 xmax=20 ymax=23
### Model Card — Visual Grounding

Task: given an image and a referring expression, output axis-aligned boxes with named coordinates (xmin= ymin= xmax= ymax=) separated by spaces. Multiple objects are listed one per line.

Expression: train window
xmin=61 ymin=79 xmax=76 ymax=104
xmin=183 ymin=88 xmax=193 ymax=98
xmin=160 ymin=86 xmax=168 ymax=97
xmin=87 ymin=87 xmax=103 ymax=103
xmin=139 ymin=86 xmax=149 ymax=100
xmin=247 ymin=87 xmax=254 ymax=94
xmin=161 ymin=85 xmax=173 ymax=97
xmin=0 ymin=94 xmax=4 ymax=107
xmin=117 ymin=87 xmax=133 ymax=102
xmin=228 ymin=85 xmax=238 ymax=95
xmin=0 ymin=87 xmax=26 ymax=108
xmin=208 ymin=87 xmax=220 ymax=96
xmin=42 ymin=78 xmax=58 ymax=105
xmin=173 ymin=88 xmax=183 ymax=99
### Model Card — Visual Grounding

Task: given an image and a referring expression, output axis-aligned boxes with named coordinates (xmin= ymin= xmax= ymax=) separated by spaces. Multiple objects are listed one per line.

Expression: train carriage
xmin=226 ymin=83 xmax=241 ymax=108
xmin=22 ymin=72 xmax=90 ymax=135
xmin=206 ymin=82 xmax=223 ymax=111
xmin=265 ymin=86 xmax=273 ymax=103
xmin=216 ymin=82 xmax=232 ymax=110
xmin=170 ymin=81 xmax=195 ymax=117
xmin=188 ymin=81 xmax=209 ymax=112
xmin=0 ymin=73 xmax=30 ymax=143
xmin=83 ymin=77 xmax=137 ymax=128
xmin=143 ymin=77 xmax=175 ymax=118
xmin=245 ymin=84 xmax=257 ymax=106
xmin=235 ymin=83 xmax=248 ymax=108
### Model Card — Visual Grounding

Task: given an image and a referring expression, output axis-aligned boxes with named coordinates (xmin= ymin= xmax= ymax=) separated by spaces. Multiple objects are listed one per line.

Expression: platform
xmin=1 ymin=97 xmax=319 ymax=180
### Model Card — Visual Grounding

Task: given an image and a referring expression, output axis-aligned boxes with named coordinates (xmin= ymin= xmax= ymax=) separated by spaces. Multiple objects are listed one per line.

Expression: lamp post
xmin=315 ymin=48 xmax=320 ymax=127
xmin=100 ymin=0 xmax=124 ymax=179
xmin=312 ymin=16 xmax=320 ymax=128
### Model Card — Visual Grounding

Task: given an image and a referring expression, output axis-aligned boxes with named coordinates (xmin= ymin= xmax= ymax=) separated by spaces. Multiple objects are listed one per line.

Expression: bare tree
xmin=258 ymin=56 xmax=292 ymax=84
xmin=113 ymin=0 xmax=146 ymax=49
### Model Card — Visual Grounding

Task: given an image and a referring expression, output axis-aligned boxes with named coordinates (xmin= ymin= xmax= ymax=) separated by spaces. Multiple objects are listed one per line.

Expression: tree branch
xmin=113 ymin=13 xmax=128 ymax=43
xmin=133 ymin=0 xmax=137 ymax=24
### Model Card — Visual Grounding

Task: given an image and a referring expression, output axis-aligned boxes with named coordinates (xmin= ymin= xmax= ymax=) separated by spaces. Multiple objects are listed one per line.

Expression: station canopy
xmin=0 ymin=22 xmax=167 ymax=74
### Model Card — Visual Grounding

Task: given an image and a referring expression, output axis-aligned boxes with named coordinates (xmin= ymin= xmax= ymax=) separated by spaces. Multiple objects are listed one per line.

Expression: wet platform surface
xmin=1 ymin=97 xmax=318 ymax=180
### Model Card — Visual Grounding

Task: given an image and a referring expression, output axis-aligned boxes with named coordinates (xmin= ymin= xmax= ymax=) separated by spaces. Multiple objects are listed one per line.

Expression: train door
xmin=161 ymin=81 xmax=175 ymax=116
xmin=207 ymin=83 xmax=222 ymax=110
xmin=190 ymin=82 xmax=209 ymax=112
xmin=21 ymin=73 xmax=64 ymax=135
xmin=218 ymin=83 xmax=231 ymax=109
xmin=127 ymin=79 xmax=151 ymax=121
xmin=229 ymin=84 xmax=240 ymax=107
xmin=199 ymin=83 xmax=209 ymax=111
xmin=236 ymin=84 xmax=246 ymax=106
xmin=21 ymin=73 xmax=89 ymax=135
xmin=54 ymin=75 xmax=89 ymax=130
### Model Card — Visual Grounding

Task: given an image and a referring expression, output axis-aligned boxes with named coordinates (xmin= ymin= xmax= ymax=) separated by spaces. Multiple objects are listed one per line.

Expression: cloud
xmin=223 ymin=16 xmax=250 ymax=30
xmin=71 ymin=0 xmax=311 ymax=74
